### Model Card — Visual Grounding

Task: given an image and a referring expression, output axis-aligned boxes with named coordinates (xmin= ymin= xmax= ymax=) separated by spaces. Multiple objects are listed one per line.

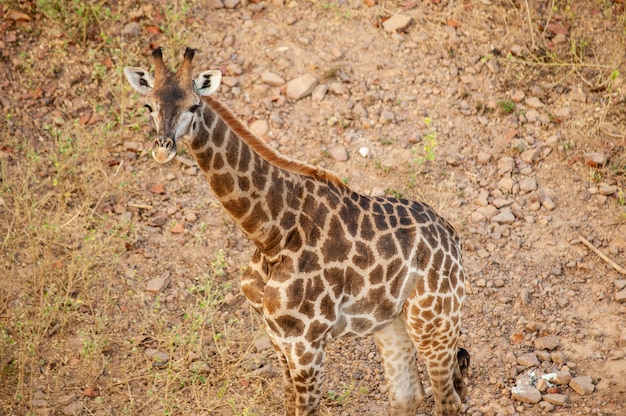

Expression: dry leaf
xmin=83 ymin=387 xmax=99 ymax=398
xmin=7 ymin=10 xmax=31 ymax=22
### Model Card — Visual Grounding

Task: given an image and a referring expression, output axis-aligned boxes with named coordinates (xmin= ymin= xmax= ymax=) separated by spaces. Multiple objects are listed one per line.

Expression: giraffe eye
xmin=189 ymin=104 xmax=200 ymax=113
xmin=144 ymin=104 xmax=153 ymax=112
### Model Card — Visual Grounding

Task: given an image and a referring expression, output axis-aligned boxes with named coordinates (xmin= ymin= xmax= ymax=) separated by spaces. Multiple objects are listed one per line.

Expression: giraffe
xmin=124 ymin=47 xmax=469 ymax=416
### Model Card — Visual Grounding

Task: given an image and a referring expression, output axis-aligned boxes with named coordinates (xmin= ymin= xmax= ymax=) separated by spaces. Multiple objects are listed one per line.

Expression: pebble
xmin=146 ymin=276 xmax=170 ymax=294
xmin=62 ymin=402 xmax=83 ymax=415
xmin=57 ymin=394 xmax=78 ymax=406
xmin=497 ymin=157 xmax=515 ymax=175
xmin=329 ymin=82 xmax=344 ymax=95
xmin=189 ymin=361 xmax=211 ymax=374
xmin=145 ymin=348 xmax=170 ymax=367
xmin=491 ymin=209 xmax=515 ymax=225
xmin=249 ymin=119 xmax=269 ymax=136
xmin=525 ymin=96 xmax=543 ymax=108
xmin=328 ymin=145 xmax=348 ymax=161
xmin=254 ymin=334 xmax=273 ymax=352
xmin=511 ymin=90 xmax=525 ymax=102
xmin=542 ymin=393 xmax=569 ymax=406
xmin=551 ymin=351 xmax=566 ymax=364
xmin=358 ymin=147 xmax=370 ymax=158
xmin=538 ymin=401 xmax=555 ymax=412
xmin=498 ymin=177 xmax=515 ymax=193
xmin=379 ymin=110 xmax=395 ymax=124
xmin=510 ymin=44 xmax=523 ymax=56
xmin=311 ymin=84 xmax=328 ymax=102
xmin=286 ymin=74 xmax=318 ymax=100
xmin=261 ymin=71 xmax=285 ymax=86
xmin=538 ymin=190 xmax=556 ymax=210
xmin=569 ymin=376 xmax=594 ymax=395
xmin=570 ymin=86 xmax=587 ymax=102
xmin=382 ymin=14 xmax=413 ymax=32
xmin=615 ymin=288 xmax=626 ymax=303
xmin=511 ymin=385 xmax=541 ymax=403
xmin=583 ymin=151 xmax=606 ymax=167
xmin=121 ymin=22 xmax=141 ymax=39
xmin=598 ymin=183 xmax=618 ymax=195
xmin=476 ymin=151 xmax=492 ymax=164
xmin=545 ymin=370 xmax=572 ymax=385
xmin=518 ymin=177 xmax=537 ymax=192
xmin=224 ymin=0 xmax=240 ymax=8
xmin=534 ymin=335 xmax=560 ymax=351
xmin=516 ymin=352 xmax=540 ymax=367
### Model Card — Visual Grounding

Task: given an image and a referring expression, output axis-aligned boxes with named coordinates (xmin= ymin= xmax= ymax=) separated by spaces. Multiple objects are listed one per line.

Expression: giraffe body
xmin=125 ymin=48 xmax=468 ymax=416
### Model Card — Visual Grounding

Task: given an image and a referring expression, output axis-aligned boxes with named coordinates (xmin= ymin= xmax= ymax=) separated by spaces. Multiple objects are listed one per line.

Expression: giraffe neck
xmin=186 ymin=96 xmax=344 ymax=258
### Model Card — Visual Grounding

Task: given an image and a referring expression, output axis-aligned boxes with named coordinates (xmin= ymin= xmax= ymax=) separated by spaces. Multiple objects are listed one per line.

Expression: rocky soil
xmin=1 ymin=0 xmax=626 ymax=415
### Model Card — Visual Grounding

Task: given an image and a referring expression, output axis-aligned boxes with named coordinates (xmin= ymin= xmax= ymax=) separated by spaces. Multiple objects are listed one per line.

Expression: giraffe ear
xmin=124 ymin=67 xmax=154 ymax=95
xmin=193 ymin=70 xmax=222 ymax=96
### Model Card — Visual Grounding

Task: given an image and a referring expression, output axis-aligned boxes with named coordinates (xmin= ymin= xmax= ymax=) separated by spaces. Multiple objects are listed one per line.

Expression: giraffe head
xmin=124 ymin=47 xmax=222 ymax=163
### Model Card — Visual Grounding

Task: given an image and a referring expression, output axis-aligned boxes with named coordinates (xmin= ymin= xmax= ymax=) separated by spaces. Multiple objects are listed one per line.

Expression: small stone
xmin=545 ymin=370 xmax=571 ymax=385
xmin=475 ymin=205 xmax=498 ymax=220
xmin=551 ymin=351 xmax=566 ymax=364
xmin=146 ymin=276 xmax=170 ymax=294
xmin=254 ymin=334 xmax=273 ymax=352
xmin=598 ymin=183 xmax=618 ymax=195
xmin=328 ymin=146 xmax=348 ymax=161
xmin=503 ymin=351 xmax=517 ymax=364
xmin=510 ymin=44 xmax=523 ymax=56
xmin=492 ymin=198 xmax=513 ymax=209
xmin=553 ymin=107 xmax=570 ymax=120
xmin=57 ymin=394 xmax=78 ymax=406
xmin=498 ymin=177 xmax=515 ymax=193
xmin=185 ymin=212 xmax=197 ymax=222
xmin=249 ymin=119 xmax=269 ymax=137
xmin=536 ymin=350 xmax=551 ymax=362
xmin=189 ymin=361 xmax=211 ymax=374
xmin=535 ymin=378 xmax=550 ymax=392
xmin=570 ymin=86 xmax=587 ymax=102
xmin=121 ymin=22 xmax=141 ymax=39
xmin=382 ymin=14 xmax=413 ymax=32
xmin=538 ymin=190 xmax=556 ymax=210
xmin=491 ymin=209 xmax=515 ymax=225
xmin=519 ymin=177 xmax=537 ymax=192
xmin=328 ymin=82 xmax=344 ymax=95
xmin=520 ymin=288 xmax=531 ymax=305
xmin=525 ymin=96 xmax=543 ymax=108
xmin=583 ymin=151 xmax=606 ymax=167
xmin=261 ymin=71 xmax=285 ymax=86
xmin=538 ymin=401 xmax=555 ymax=412
xmin=145 ymin=348 xmax=170 ymax=367
xmin=516 ymin=352 xmax=540 ymax=368
xmin=511 ymin=385 xmax=541 ymax=403
xmin=615 ymin=288 xmax=626 ymax=303
xmin=614 ymin=280 xmax=626 ymax=290
xmin=618 ymin=329 xmax=626 ymax=347
xmin=476 ymin=151 xmax=492 ymax=164
xmin=358 ymin=147 xmax=370 ymax=158
xmin=223 ymin=0 xmax=239 ymax=8
xmin=221 ymin=76 xmax=239 ymax=87
xmin=534 ymin=335 xmax=560 ymax=351
xmin=379 ymin=110 xmax=395 ymax=124
xmin=542 ymin=393 xmax=569 ymax=406
xmin=569 ymin=376 xmax=594 ymax=395
xmin=286 ymin=74 xmax=318 ymax=100
xmin=311 ymin=84 xmax=328 ymax=102
xmin=497 ymin=157 xmax=515 ymax=175
xmin=124 ymin=141 xmax=141 ymax=153
xmin=511 ymin=90 xmax=525 ymax=102
xmin=62 ymin=402 xmax=83 ymax=416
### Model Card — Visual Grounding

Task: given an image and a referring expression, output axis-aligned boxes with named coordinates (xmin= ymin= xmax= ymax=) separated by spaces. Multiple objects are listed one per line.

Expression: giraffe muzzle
xmin=152 ymin=137 xmax=177 ymax=164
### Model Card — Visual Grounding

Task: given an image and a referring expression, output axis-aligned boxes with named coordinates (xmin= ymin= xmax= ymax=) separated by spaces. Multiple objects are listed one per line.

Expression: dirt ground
xmin=1 ymin=0 xmax=626 ymax=415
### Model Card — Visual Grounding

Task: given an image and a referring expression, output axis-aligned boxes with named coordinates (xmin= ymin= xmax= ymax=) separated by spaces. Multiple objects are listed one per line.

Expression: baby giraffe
xmin=124 ymin=47 xmax=469 ymax=416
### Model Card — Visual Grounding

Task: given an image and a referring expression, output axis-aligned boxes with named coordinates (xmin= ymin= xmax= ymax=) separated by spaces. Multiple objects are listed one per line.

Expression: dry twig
xmin=578 ymin=235 xmax=626 ymax=275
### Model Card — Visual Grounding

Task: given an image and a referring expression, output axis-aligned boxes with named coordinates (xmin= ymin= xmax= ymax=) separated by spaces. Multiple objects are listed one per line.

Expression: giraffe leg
xmin=374 ymin=316 xmax=424 ymax=415
xmin=268 ymin=335 xmax=298 ymax=416
xmin=269 ymin=335 xmax=326 ymax=416
xmin=404 ymin=305 xmax=463 ymax=415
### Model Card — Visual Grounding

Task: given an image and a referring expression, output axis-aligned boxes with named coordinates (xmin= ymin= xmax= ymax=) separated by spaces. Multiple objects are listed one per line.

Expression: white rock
xmin=358 ymin=147 xmax=370 ymax=158
xmin=286 ymin=74 xmax=318 ymax=100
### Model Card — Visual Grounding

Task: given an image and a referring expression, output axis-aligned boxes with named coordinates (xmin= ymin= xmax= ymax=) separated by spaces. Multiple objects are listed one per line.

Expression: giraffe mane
xmin=203 ymin=95 xmax=348 ymax=188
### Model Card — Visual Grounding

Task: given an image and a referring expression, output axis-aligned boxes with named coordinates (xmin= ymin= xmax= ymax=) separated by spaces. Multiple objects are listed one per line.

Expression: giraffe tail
xmin=457 ymin=347 xmax=470 ymax=378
